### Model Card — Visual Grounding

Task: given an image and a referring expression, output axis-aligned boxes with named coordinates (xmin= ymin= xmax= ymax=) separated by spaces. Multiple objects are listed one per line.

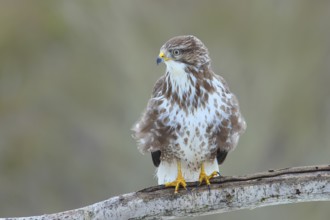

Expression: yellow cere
xmin=158 ymin=52 xmax=171 ymax=61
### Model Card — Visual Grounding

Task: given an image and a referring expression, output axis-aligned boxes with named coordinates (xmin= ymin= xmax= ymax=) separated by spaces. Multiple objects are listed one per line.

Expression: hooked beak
xmin=156 ymin=57 xmax=163 ymax=65
xmin=156 ymin=52 xmax=169 ymax=65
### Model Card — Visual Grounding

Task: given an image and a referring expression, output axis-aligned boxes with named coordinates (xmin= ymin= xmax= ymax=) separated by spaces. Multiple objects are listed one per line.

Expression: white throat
xmin=165 ymin=60 xmax=187 ymax=77
xmin=165 ymin=60 xmax=193 ymax=96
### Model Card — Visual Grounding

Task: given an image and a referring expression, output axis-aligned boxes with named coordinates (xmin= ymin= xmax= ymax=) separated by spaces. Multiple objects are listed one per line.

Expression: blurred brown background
xmin=0 ymin=0 xmax=329 ymax=219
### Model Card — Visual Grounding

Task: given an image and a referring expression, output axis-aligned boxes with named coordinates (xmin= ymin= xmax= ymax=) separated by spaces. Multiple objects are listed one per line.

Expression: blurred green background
xmin=0 ymin=0 xmax=329 ymax=219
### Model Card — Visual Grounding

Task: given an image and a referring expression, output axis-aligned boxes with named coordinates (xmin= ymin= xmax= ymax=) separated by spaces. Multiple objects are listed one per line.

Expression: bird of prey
xmin=133 ymin=35 xmax=246 ymax=193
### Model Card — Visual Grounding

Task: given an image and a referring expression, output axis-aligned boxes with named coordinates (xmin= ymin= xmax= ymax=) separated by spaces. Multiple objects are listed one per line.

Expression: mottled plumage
xmin=133 ymin=35 xmax=246 ymax=186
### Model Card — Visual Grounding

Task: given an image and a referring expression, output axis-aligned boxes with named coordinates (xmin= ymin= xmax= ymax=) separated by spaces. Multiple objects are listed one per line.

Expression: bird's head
xmin=156 ymin=35 xmax=210 ymax=68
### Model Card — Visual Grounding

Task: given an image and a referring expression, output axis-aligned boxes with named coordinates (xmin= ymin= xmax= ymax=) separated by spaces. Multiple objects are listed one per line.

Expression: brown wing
xmin=149 ymin=76 xmax=179 ymax=167
xmin=132 ymin=76 xmax=175 ymax=162
xmin=151 ymin=75 xmax=165 ymax=97
xmin=212 ymin=77 xmax=246 ymax=164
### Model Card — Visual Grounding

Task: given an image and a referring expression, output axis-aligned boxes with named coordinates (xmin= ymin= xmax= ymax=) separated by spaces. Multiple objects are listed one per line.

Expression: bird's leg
xmin=198 ymin=163 xmax=219 ymax=186
xmin=164 ymin=160 xmax=187 ymax=194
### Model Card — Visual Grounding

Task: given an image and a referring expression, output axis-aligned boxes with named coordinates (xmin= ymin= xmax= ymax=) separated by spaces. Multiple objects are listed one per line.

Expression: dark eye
xmin=172 ymin=49 xmax=181 ymax=56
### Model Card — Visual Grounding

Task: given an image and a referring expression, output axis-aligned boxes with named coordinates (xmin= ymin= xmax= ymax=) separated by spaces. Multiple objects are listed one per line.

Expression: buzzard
xmin=133 ymin=35 xmax=246 ymax=193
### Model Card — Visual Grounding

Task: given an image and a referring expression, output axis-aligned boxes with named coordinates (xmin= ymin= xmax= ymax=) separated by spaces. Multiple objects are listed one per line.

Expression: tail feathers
xmin=151 ymin=151 xmax=161 ymax=167
xmin=216 ymin=149 xmax=228 ymax=165
xmin=156 ymin=159 xmax=219 ymax=184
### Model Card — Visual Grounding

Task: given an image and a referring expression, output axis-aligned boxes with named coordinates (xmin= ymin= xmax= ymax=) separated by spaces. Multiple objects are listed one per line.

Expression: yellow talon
xmin=164 ymin=160 xmax=187 ymax=194
xmin=198 ymin=163 xmax=219 ymax=186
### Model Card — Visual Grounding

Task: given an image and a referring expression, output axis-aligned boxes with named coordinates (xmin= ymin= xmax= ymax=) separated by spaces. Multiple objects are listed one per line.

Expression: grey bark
xmin=2 ymin=165 xmax=330 ymax=220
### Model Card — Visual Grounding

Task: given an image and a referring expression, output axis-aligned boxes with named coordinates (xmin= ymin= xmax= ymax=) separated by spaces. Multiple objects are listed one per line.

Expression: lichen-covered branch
xmin=2 ymin=165 xmax=330 ymax=220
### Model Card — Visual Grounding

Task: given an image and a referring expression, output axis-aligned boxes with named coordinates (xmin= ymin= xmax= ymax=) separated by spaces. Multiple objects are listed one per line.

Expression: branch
xmin=2 ymin=165 xmax=330 ymax=220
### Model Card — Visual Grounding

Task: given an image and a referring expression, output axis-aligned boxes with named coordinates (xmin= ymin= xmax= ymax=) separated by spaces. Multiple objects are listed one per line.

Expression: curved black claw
xmin=207 ymin=184 xmax=211 ymax=194
xmin=194 ymin=181 xmax=199 ymax=191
